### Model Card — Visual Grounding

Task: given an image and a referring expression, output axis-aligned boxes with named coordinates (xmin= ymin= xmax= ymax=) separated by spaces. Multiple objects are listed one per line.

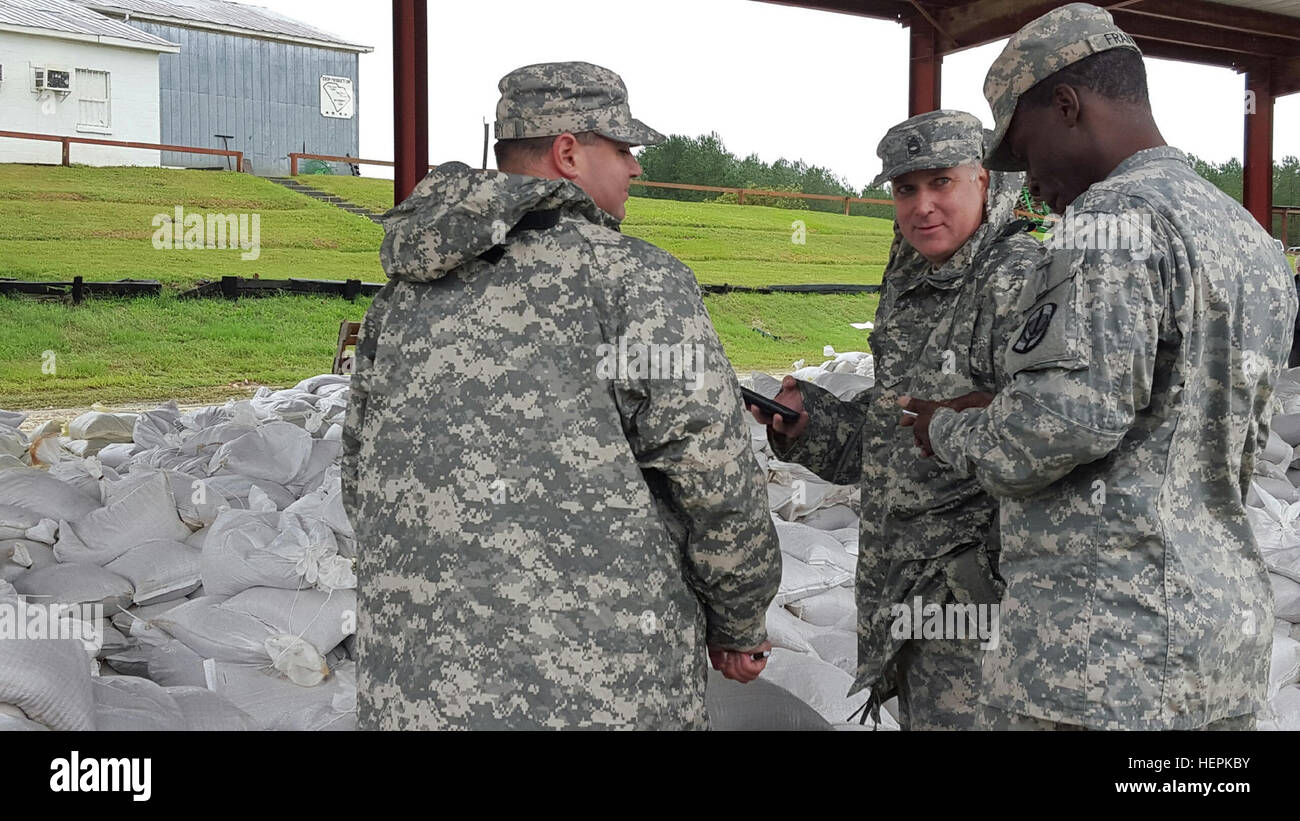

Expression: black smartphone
xmin=741 ymin=386 xmax=800 ymax=424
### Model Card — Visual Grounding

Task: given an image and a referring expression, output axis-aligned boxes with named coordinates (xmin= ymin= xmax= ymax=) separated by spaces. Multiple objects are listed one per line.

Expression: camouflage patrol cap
xmin=983 ymin=3 xmax=1142 ymax=171
xmin=495 ymin=61 xmax=666 ymax=146
xmin=872 ymin=109 xmax=985 ymax=187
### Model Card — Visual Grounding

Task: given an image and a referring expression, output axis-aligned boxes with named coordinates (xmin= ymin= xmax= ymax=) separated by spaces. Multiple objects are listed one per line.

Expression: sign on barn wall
xmin=320 ymin=75 xmax=354 ymax=119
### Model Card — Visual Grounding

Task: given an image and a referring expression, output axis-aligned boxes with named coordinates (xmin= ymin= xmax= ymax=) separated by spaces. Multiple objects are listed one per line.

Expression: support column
xmin=393 ymin=0 xmax=427 ymax=206
xmin=908 ymin=20 xmax=942 ymax=117
xmin=1244 ymin=69 xmax=1274 ymax=233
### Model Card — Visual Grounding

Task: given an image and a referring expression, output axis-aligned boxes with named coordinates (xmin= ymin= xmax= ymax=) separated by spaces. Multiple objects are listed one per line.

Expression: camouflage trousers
xmin=893 ymin=635 xmax=984 ymax=731
xmin=977 ymin=704 xmax=1258 ymax=731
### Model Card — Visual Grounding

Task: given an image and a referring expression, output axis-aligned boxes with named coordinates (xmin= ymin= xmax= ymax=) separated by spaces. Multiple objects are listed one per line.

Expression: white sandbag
xmin=808 ymin=627 xmax=857 ymax=675
xmin=760 ymin=648 xmax=870 ymax=725
xmin=95 ymin=620 xmax=130 ymax=657
xmin=774 ymin=519 xmax=856 ymax=575
xmin=91 ymin=676 xmax=186 ymax=731
xmin=154 ymin=588 xmax=354 ymax=664
xmin=774 ymin=553 xmax=852 ymax=606
xmin=790 ymin=366 xmax=824 ymax=382
xmin=132 ymin=401 xmax=181 ymax=451
xmin=1246 ymin=487 xmax=1300 ymax=575
xmin=169 ymin=474 xmax=297 ymax=529
xmin=1 ymin=539 xmax=55 ymax=582
xmin=207 ymin=421 xmax=314 ymax=485
xmin=166 ymin=685 xmax=260 ymax=731
xmin=48 ymin=458 xmax=117 ymax=501
xmin=12 ymin=563 xmax=133 ymax=612
xmin=224 ymin=586 xmax=357 ymax=656
xmin=0 ymin=504 xmax=40 ymax=539
xmin=207 ymin=659 xmax=356 ymax=731
xmin=765 ymin=603 xmax=816 ymax=654
xmin=1272 ymin=572 xmax=1300 ymax=623
xmin=61 ymin=438 xmax=118 ymax=459
xmin=767 ymin=460 xmax=857 ymax=521
xmin=811 ymin=370 xmax=874 ymax=401
xmin=201 ymin=508 xmax=345 ymax=596
xmin=0 ymin=581 xmax=96 ymax=730
xmin=286 ymin=438 xmax=342 ymax=495
xmin=293 ymin=374 xmax=350 ymax=395
xmin=1273 ymin=413 xmax=1300 ymax=447
xmin=109 ymin=598 xmax=188 ymax=636
xmin=786 ymin=585 xmax=856 ymax=627
xmin=0 ymin=410 xmax=27 ymax=428
xmin=0 ymin=424 xmax=28 ymax=462
xmin=0 ymin=468 xmax=100 ymax=519
xmin=1271 ymin=625 xmax=1300 ymax=700
xmin=126 ymin=447 xmax=212 ymax=476
xmin=96 ymin=442 xmax=138 ymax=470
xmin=146 ymin=639 xmax=208 ymax=687
xmin=0 ymin=709 xmax=50 ymax=730
xmin=1254 ymin=475 xmax=1300 ymax=503
xmin=186 ymin=527 xmax=209 ymax=550
xmin=68 ymin=410 xmax=137 ymax=443
xmin=1263 ymin=428 xmax=1293 ymax=465
xmin=176 ymin=422 xmax=256 ymax=458
xmin=1261 ymin=685 xmax=1300 ymax=731
xmin=265 ymin=635 xmax=330 ymax=686
xmin=797 ymin=504 xmax=859 ymax=532
xmin=284 ymin=465 xmax=354 ymax=539
xmin=101 ymin=649 xmax=150 ymax=677
xmin=25 ymin=518 xmax=57 ymax=544
xmin=57 ymin=471 xmax=190 ymax=564
xmin=150 ymin=597 xmax=274 ymax=664
xmin=705 ymin=669 xmax=831 ymax=731
xmin=827 ymin=526 xmax=859 ymax=556
xmin=104 ymin=540 xmax=202 ymax=606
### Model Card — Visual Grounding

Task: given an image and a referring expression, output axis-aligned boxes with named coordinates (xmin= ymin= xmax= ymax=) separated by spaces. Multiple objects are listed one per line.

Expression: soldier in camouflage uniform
xmin=341 ymin=62 xmax=782 ymax=730
xmin=751 ymin=111 xmax=1045 ymax=729
xmin=904 ymin=4 xmax=1298 ymax=730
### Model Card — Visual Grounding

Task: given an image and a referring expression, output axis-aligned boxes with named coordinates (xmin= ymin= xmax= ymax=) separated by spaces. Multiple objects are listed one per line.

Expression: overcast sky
xmin=265 ymin=0 xmax=1299 ymax=190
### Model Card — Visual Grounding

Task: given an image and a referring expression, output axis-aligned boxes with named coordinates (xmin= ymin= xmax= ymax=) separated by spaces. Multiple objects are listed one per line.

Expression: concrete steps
xmin=266 ymin=177 xmax=385 ymax=225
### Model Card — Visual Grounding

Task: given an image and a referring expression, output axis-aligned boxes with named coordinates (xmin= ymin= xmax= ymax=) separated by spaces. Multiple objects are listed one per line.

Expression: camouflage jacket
xmin=341 ymin=162 xmax=781 ymax=730
xmin=772 ymin=171 xmax=1043 ymax=697
xmin=930 ymin=146 xmax=1298 ymax=729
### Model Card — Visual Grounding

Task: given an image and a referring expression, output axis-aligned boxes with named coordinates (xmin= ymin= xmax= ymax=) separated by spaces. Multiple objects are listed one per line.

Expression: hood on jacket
xmin=379 ymin=161 xmax=618 ymax=283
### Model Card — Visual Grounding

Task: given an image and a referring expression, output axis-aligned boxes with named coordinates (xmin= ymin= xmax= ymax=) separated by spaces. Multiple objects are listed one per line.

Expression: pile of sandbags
xmin=1247 ymin=366 xmax=1300 ymax=730
xmin=740 ymin=352 xmax=897 ymax=730
xmin=0 ymin=375 xmax=357 ymax=730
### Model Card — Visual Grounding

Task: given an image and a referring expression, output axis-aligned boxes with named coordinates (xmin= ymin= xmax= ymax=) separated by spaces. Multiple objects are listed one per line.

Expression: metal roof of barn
xmin=0 ymin=0 xmax=179 ymax=51
xmin=73 ymin=0 xmax=372 ymax=52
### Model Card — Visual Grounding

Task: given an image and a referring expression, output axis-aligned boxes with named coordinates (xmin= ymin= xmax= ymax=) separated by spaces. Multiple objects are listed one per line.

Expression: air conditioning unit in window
xmin=31 ymin=66 xmax=71 ymax=94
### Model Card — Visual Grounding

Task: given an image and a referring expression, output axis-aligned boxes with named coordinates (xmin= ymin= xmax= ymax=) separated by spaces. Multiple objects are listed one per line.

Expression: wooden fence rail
xmin=0 ymin=129 xmax=244 ymax=170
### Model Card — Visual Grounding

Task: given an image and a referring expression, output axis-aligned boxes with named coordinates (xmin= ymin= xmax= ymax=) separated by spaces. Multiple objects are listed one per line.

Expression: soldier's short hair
xmin=1018 ymin=48 xmax=1148 ymax=110
xmin=494 ymin=131 xmax=603 ymax=170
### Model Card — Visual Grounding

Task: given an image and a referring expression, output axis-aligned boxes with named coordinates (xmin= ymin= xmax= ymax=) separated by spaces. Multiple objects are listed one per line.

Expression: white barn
xmin=0 ymin=0 xmax=178 ymax=166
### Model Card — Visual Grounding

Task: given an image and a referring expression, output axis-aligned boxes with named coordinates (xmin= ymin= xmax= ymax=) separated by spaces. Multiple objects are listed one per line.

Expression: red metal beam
xmin=1121 ymin=0 xmax=1300 ymax=43
xmin=1112 ymin=10 xmax=1298 ymax=59
xmin=1244 ymin=69 xmax=1275 ymax=232
xmin=393 ymin=0 xmax=425 ymax=206
xmin=908 ymin=17 xmax=941 ymax=116
xmin=415 ymin=0 xmax=428 ymax=187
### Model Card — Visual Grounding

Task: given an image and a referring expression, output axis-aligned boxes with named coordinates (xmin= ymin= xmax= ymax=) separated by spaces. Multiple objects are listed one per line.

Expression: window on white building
xmin=76 ymin=69 xmax=111 ymax=132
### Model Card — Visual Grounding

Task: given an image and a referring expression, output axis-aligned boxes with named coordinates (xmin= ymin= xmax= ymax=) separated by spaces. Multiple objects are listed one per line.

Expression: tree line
xmin=634 ymin=132 xmax=1300 ymax=239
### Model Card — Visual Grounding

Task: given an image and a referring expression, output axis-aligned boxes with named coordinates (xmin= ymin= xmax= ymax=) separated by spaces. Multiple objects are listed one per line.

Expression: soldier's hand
xmin=747 ymin=376 xmax=809 ymax=441
xmin=898 ymin=392 xmax=994 ymax=457
xmin=708 ymin=640 xmax=772 ymax=684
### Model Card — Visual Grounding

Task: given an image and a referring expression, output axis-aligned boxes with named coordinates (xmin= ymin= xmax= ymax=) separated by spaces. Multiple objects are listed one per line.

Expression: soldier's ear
xmin=1053 ymin=84 xmax=1082 ymax=129
xmin=551 ymin=133 xmax=581 ymax=180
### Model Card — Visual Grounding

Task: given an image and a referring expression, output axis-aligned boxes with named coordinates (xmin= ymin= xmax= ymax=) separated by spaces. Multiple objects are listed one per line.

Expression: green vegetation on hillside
xmin=0 ymin=165 xmax=892 ymax=407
